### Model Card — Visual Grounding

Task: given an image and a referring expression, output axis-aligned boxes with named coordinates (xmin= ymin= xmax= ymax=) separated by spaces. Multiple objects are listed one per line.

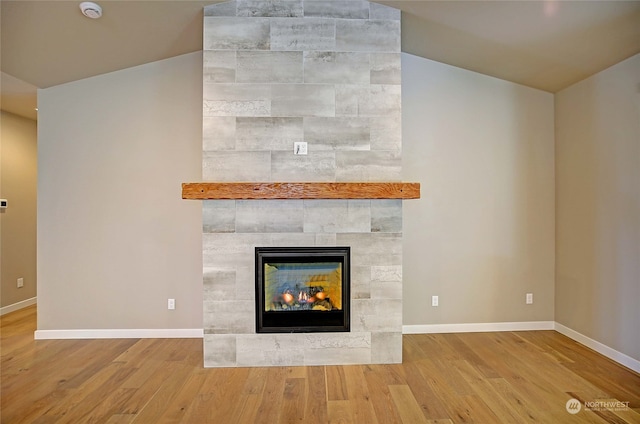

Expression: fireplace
xmin=198 ymin=0 xmax=408 ymax=367
xmin=255 ymin=247 xmax=350 ymax=333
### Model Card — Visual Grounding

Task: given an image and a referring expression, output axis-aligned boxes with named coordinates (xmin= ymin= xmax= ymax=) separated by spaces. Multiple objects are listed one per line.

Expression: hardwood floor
xmin=1 ymin=305 xmax=639 ymax=423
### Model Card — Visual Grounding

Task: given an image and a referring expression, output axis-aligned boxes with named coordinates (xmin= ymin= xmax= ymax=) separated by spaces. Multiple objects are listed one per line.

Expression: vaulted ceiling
xmin=2 ymin=0 xmax=640 ymax=121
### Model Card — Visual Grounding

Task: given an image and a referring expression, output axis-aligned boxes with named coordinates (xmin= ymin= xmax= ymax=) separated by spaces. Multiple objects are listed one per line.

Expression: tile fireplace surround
xmin=197 ymin=0 xmax=412 ymax=367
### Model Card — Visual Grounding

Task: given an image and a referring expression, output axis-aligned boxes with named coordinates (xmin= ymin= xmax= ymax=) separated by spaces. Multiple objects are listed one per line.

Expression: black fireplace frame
xmin=255 ymin=246 xmax=350 ymax=333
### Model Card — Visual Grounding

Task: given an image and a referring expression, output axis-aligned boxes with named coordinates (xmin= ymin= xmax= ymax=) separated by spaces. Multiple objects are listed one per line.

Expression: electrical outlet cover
xmin=293 ymin=142 xmax=308 ymax=155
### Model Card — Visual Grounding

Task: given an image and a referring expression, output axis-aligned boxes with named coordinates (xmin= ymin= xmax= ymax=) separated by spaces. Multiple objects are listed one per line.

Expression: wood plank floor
xmin=1 ymin=305 xmax=639 ymax=423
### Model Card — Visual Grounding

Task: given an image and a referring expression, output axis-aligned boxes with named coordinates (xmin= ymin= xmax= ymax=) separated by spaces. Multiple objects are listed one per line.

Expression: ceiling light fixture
xmin=79 ymin=2 xmax=102 ymax=19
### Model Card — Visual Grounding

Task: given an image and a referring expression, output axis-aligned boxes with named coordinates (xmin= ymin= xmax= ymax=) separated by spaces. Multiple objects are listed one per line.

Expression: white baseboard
xmin=34 ymin=328 xmax=204 ymax=340
xmin=403 ymin=321 xmax=555 ymax=334
xmin=554 ymin=323 xmax=640 ymax=374
xmin=0 ymin=297 xmax=37 ymax=316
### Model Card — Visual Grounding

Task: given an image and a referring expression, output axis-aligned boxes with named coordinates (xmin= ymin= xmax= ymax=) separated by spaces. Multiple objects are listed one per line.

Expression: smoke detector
xmin=80 ymin=2 xmax=102 ymax=19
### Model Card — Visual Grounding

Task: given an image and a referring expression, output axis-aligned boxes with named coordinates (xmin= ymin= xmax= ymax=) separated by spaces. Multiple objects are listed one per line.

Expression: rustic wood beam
xmin=182 ymin=182 xmax=420 ymax=200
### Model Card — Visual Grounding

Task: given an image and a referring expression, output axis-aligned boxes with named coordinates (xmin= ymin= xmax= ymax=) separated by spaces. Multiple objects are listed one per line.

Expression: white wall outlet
xmin=432 ymin=295 xmax=439 ymax=307
xmin=293 ymin=141 xmax=308 ymax=155
xmin=168 ymin=298 xmax=175 ymax=310
xmin=526 ymin=293 xmax=533 ymax=304
xmin=17 ymin=277 xmax=24 ymax=288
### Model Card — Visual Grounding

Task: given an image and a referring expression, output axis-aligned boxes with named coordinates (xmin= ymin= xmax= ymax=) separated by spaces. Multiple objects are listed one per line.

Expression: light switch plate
xmin=294 ymin=142 xmax=308 ymax=155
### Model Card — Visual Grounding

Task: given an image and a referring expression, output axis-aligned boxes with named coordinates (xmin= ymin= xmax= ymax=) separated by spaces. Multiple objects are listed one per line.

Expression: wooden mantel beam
xmin=182 ymin=182 xmax=420 ymax=200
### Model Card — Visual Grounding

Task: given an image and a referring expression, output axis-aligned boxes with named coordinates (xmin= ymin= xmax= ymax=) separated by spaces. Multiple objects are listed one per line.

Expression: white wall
xmin=37 ymin=53 xmax=203 ymax=330
xmin=35 ymin=51 xmax=557 ymax=332
xmin=555 ymin=53 xmax=640 ymax=361
xmin=402 ymin=54 xmax=555 ymax=326
xmin=1 ymin=111 xmax=38 ymax=310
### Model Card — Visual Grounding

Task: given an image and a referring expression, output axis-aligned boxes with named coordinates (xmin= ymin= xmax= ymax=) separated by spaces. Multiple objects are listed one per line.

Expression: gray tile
xmin=304 ymin=51 xmax=370 ymax=84
xmin=370 ymin=116 xmax=401 ymax=151
xmin=204 ymin=1 xmax=237 ymax=17
xmin=204 ymin=17 xmax=270 ymax=50
xmin=269 ymin=232 xmax=317 ymax=246
xmin=350 ymin=265 xmax=372 ymax=299
xmin=203 ymin=83 xmax=272 ymax=117
xmin=271 ymin=18 xmax=336 ymax=51
xmin=203 ymin=232 xmax=270 ymax=268
xmin=360 ymin=84 xmax=402 ymax=116
xmin=203 ymin=268 xmax=236 ymax=300
xmin=370 ymin=2 xmax=401 ymax=20
xmin=204 ymin=309 xmax=255 ymax=334
xmin=271 ymin=84 xmax=335 ymax=117
xmin=351 ymin=299 xmax=402 ymax=332
xmin=304 ymin=347 xmax=372 ymax=366
xmin=203 ymin=83 xmax=271 ymax=101
xmin=203 ymin=99 xmax=271 ymax=117
xmin=238 ymin=333 xmax=298 ymax=351
xmin=203 ymin=50 xmax=236 ymax=83
xmin=203 ymin=117 xmax=236 ymax=151
xmin=371 ymin=280 xmax=402 ymax=300
xmin=236 ymin=200 xmax=304 ymax=233
xmin=336 ymin=19 xmax=400 ymax=52
xmin=314 ymin=233 xmax=337 ymax=245
xmin=371 ymin=199 xmax=402 ymax=232
xmin=237 ymin=0 xmax=303 ymax=17
xmin=360 ymin=312 xmax=402 ymax=332
xmin=237 ymin=335 xmax=305 ymax=366
xmin=235 ymin=265 xmax=256 ymax=300
xmin=238 ymin=348 xmax=305 ymax=367
xmin=370 ymin=53 xmax=401 ymax=85
xmin=303 ymin=200 xmax=371 ymax=233
xmin=236 ymin=117 xmax=303 ymax=151
xmin=205 ymin=298 xmax=253 ymax=314
xmin=304 ymin=117 xmax=370 ymax=151
xmin=204 ymin=300 xmax=254 ymax=333
xmin=204 ymin=232 xmax=320 ymax=270
xmin=303 ymin=0 xmax=369 ymax=19
xmin=237 ymin=51 xmax=303 ymax=83
xmin=335 ymin=84 xmax=401 ymax=117
xmin=271 ymin=151 xmax=336 ymax=181
xmin=371 ymin=265 xmax=402 ymax=282
xmin=370 ymin=264 xmax=403 ymax=300
xmin=301 ymin=332 xmax=371 ymax=349
xmin=335 ymin=150 xmax=401 ymax=181
xmin=203 ymin=335 xmax=237 ymax=367
xmin=203 ymin=200 xmax=236 ymax=233
xmin=335 ymin=84 xmax=363 ymax=116
xmin=203 ymin=233 xmax=243 ymax=269
xmin=203 ymin=151 xmax=271 ymax=181
xmin=371 ymin=332 xmax=402 ymax=364
xmin=236 ymin=334 xmax=305 ymax=366
xmin=199 ymin=1 xmax=406 ymax=368
xmin=337 ymin=233 xmax=402 ymax=266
